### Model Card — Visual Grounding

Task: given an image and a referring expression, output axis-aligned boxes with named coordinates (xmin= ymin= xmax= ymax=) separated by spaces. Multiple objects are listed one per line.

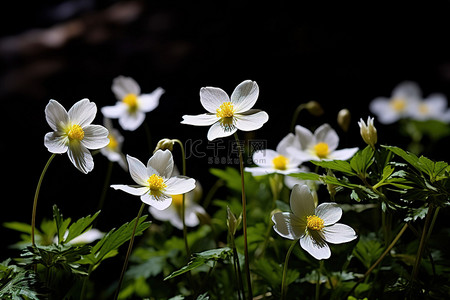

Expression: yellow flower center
xmin=216 ymin=101 xmax=236 ymax=131
xmin=171 ymin=194 xmax=184 ymax=207
xmin=314 ymin=142 xmax=329 ymax=159
xmin=419 ymin=103 xmax=429 ymax=115
xmin=107 ymin=134 xmax=118 ymax=150
xmin=272 ymin=155 xmax=289 ymax=170
xmin=148 ymin=174 xmax=167 ymax=192
xmin=306 ymin=215 xmax=324 ymax=231
xmin=123 ymin=93 xmax=138 ymax=112
xmin=390 ymin=97 xmax=406 ymax=112
xmin=67 ymin=124 xmax=84 ymax=141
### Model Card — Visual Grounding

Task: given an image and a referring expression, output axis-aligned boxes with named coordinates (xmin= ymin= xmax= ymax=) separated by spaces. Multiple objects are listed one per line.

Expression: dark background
xmin=2 ymin=0 xmax=450 ymax=269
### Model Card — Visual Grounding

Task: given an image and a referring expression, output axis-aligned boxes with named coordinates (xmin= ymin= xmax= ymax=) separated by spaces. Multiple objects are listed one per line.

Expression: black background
xmin=2 ymin=0 xmax=450 ymax=271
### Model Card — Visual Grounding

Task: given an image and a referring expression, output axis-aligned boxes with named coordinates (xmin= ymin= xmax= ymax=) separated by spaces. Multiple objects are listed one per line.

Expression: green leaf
xmin=0 ymin=259 xmax=40 ymax=300
xmin=53 ymin=205 xmax=71 ymax=245
xmin=350 ymin=146 xmax=374 ymax=176
xmin=311 ymin=160 xmax=356 ymax=176
xmin=64 ymin=211 xmax=101 ymax=243
xmin=288 ymin=172 xmax=321 ymax=181
xmin=164 ymin=247 xmax=232 ymax=280
xmin=353 ymin=235 xmax=384 ymax=269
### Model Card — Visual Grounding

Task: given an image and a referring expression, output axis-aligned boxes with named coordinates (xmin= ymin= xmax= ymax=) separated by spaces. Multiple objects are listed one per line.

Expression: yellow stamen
xmin=306 ymin=215 xmax=324 ymax=231
xmin=314 ymin=142 xmax=329 ymax=159
xmin=148 ymin=174 xmax=167 ymax=192
xmin=390 ymin=97 xmax=406 ymax=112
xmin=419 ymin=103 xmax=429 ymax=115
xmin=67 ymin=124 xmax=84 ymax=141
xmin=171 ymin=194 xmax=184 ymax=207
xmin=216 ymin=102 xmax=235 ymax=118
xmin=123 ymin=93 xmax=138 ymax=112
xmin=107 ymin=134 xmax=118 ymax=150
xmin=272 ymin=155 xmax=289 ymax=170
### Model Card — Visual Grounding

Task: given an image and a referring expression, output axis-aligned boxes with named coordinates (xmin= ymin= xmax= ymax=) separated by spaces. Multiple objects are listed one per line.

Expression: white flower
xmin=149 ymin=187 xmax=206 ymax=230
xmin=286 ymin=124 xmax=358 ymax=161
xmin=245 ymin=134 xmax=305 ymax=176
xmin=100 ymin=118 xmax=127 ymax=171
xmin=409 ymin=93 xmax=450 ymax=122
xmin=358 ymin=116 xmax=377 ymax=149
xmin=54 ymin=229 xmax=104 ymax=245
xmin=44 ymin=99 xmax=110 ymax=174
xmin=181 ymin=80 xmax=269 ymax=141
xmin=369 ymin=81 xmax=421 ymax=124
xmin=101 ymin=76 xmax=165 ymax=131
xmin=111 ymin=150 xmax=196 ymax=210
xmin=272 ymin=184 xmax=357 ymax=260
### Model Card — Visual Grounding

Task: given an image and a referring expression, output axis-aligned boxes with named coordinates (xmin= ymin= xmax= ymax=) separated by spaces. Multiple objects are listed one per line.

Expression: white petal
xmin=141 ymin=193 xmax=172 ymax=210
xmin=181 ymin=114 xmax=218 ymax=126
xmin=82 ymin=125 xmax=109 ymax=149
xmin=271 ymin=212 xmax=305 ymax=240
xmin=234 ymin=110 xmax=269 ymax=131
xmin=119 ymin=111 xmax=146 ymax=131
xmin=138 ymin=87 xmax=164 ymax=112
xmin=112 ymin=76 xmax=141 ymax=100
xmin=314 ymin=124 xmax=339 ymax=152
xmin=44 ymin=132 xmax=68 ymax=153
xmin=369 ymin=98 xmax=400 ymax=124
xmin=230 ymin=80 xmax=259 ymax=112
xmin=207 ymin=121 xmax=237 ymax=141
xmin=111 ymin=184 xmax=148 ymax=196
xmin=164 ymin=177 xmax=196 ymax=195
xmin=101 ymin=103 xmax=127 ymax=118
xmin=323 ymin=223 xmax=357 ymax=244
xmin=294 ymin=125 xmax=314 ymax=150
xmin=45 ymin=99 xmax=68 ymax=131
xmin=68 ymin=229 xmax=104 ymax=244
xmin=67 ymin=142 xmax=94 ymax=174
xmin=149 ymin=205 xmax=178 ymax=222
xmin=392 ymin=81 xmax=422 ymax=99
xmin=148 ymin=150 xmax=174 ymax=178
xmin=252 ymin=149 xmax=279 ymax=168
xmin=328 ymin=148 xmax=359 ymax=161
xmin=300 ymin=234 xmax=331 ymax=260
xmin=200 ymin=86 xmax=230 ymax=113
xmin=68 ymin=99 xmax=97 ymax=127
xmin=315 ymin=203 xmax=342 ymax=225
xmin=276 ymin=133 xmax=296 ymax=156
xmin=126 ymin=155 xmax=149 ymax=186
xmin=290 ymin=184 xmax=315 ymax=218
xmin=286 ymin=147 xmax=317 ymax=162
xmin=244 ymin=166 xmax=274 ymax=176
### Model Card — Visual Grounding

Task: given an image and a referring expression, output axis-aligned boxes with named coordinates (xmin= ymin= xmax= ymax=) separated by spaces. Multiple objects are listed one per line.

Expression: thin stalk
xmin=281 ymin=239 xmax=298 ymax=300
xmin=80 ymin=264 xmax=94 ymax=300
xmin=234 ymin=132 xmax=253 ymax=299
xmin=230 ymin=233 xmax=245 ymax=300
xmin=97 ymin=161 xmax=114 ymax=213
xmin=114 ymin=202 xmax=146 ymax=300
xmin=315 ymin=261 xmax=324 ymax=300
xmin=290 ymin=103 xmax=306 ymax=133
xmin=31 ymin=153 xmax=56 ymax=246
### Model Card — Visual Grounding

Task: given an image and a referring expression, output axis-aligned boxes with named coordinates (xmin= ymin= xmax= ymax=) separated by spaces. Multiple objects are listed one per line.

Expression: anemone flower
xmin=181 ymin=80 xmax=269 ymax=141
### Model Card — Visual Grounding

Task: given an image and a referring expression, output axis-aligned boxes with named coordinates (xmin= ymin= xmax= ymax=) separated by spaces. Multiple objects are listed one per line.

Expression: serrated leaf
xmin=350 ymin=146 xmax=374 ymax=175
xmin=311 ymin=160 xmax=356 ymax=176
xmin=288 ymin=172 xmax=321 ymax=181
xmin=53 ymin=205 xmax=71 ymax=245
xmin=64 ymin=211 xmax=100 ymax=243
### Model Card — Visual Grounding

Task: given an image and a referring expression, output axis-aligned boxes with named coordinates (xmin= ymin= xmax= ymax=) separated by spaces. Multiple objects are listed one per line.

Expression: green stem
xmin=230 ymin=232 xmax=245 ymax=300
xmin=290 ymin=104 xmax=306 ymax=133
xmin=281 ymin=239 xmax=298 ymax=300
xmin=114 ymin=202 xmax=146 ymax=300
xmin=315 ymin=261 xmax=324 ymax=300
xmin=80 ymin=264 xmax=94 ymax=300
xmin=97 ymin=161 xmax=114 ymax=212
xmin=31 ymin=153 xmax=56 ymax=246
xmin=234 ymin=132 xmax=252 ymax=300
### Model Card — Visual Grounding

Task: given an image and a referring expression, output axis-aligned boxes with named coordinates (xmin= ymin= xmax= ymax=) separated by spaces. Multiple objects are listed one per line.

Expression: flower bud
xmin=227 ymin=207 xmax=242 ymax=236
xmin=305 ymin=101 xmax=324 ymax=116
xmin=337 ymin=109 xmax=351 ymax=132
xmin=358 ymin=116 xmax=377 ymax=149
xmin=154 ymin=138 xmax=174 ymax=153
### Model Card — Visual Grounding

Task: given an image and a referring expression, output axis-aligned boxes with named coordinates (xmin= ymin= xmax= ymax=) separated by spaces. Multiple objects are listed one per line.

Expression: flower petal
xmin=230 ymin=80 xmax=259 ymax=112
xmin=234 ymin=110 xmax=269 ymax=131
xmin=44 ymin=132 xmax=69 ymax=153
xmin=369 ymin=98 xmax=400 ymax=124
xmin=300 ymin=234 xmax=331 ymax=260
xmin=140 ymin=193 xmax=172 ymax=210
xmin=112 ymin=76 xmax=141 ymax=100
xmin=314 ymin=124 xmax=339 ymax=152
xmin=207 ymin=121 xmax=237 ymax=141
xmin=82 ymin=125 xmax=109 ymax=149
xmin=67 ymin=142 xmax=94 ymax=174
xmin=148 ymin=150 xmax=174 ymax=178
xmin=294 ymin=125 xmax=314 ymax=150
xmin=101 ymin=103 xmax=127 ymax=118
xmin=181 ymin=114 xmax=218 ymax=126
xmin=111 ymin=184 xmax=148 ymax=196
xmin=126 ymin=155 xmax=149 ymax=186
xmin=244 ymin=166 xmax=274 ymax=176
xmin=138 ymin=87 xmax=164 ymax=112
xmin=252 ymin=149 xmax=279 ymax=168
xmin=68 ymin=99 xmax=97 ymax=127
xmin=45 ymin=100 xmax=69 ymax=131
xmin=271 ymin=212 xmax=304 ymax=240
xmin=290 ymin=184 xmax=315 ymax=218
xmin=118 ymin=111 xmax=145 ymax=131
xmin=392 ymin=81 xmax=421 ymax=99
xmin=328 ymin=148 xmax=359 ymax=161
xmin=315 ymin=203 xmax=342 ymax=225
xmin=200 ymin=86 xmax=230 ymax=113
xmin=164 ymin=177 xmax=196 ymax=195
xmin=323 ymin=223 xmax=357 ymax=244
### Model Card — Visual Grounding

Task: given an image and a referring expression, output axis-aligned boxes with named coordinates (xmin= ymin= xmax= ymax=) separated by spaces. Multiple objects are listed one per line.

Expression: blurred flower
xmin=304 ymin=101 xmax=324 ymax=116
xmin=100 ymin=118 xmax=127 ymax=171
xmin=272 ymin=184 xmax=357 ymax=260
xmin=245 ymin=134 xmax=305 ymax=176
xmin=181 ymin=80 xmax=269 ymax=141
xmin=44 ymin=98 xmax=109 ymax=174
xmin=358 ymin=116 xmax=378 ymax=149
xmin=369 ymin=81 xmax=421 ymax=124
xmin=409 ymin=93 xmax=450 ymax=122
xmin=286 ymin=124 xmax=358 ymax=161
xmin=55 ymin=229 xmax=104 ymax=245
xmin=111 ymin=150 xmax=196 ymax=210
xmin=337 ymin=108 xmax=351 ymax=132
xmin=101 ymin=76 xmax=165 ymax=131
